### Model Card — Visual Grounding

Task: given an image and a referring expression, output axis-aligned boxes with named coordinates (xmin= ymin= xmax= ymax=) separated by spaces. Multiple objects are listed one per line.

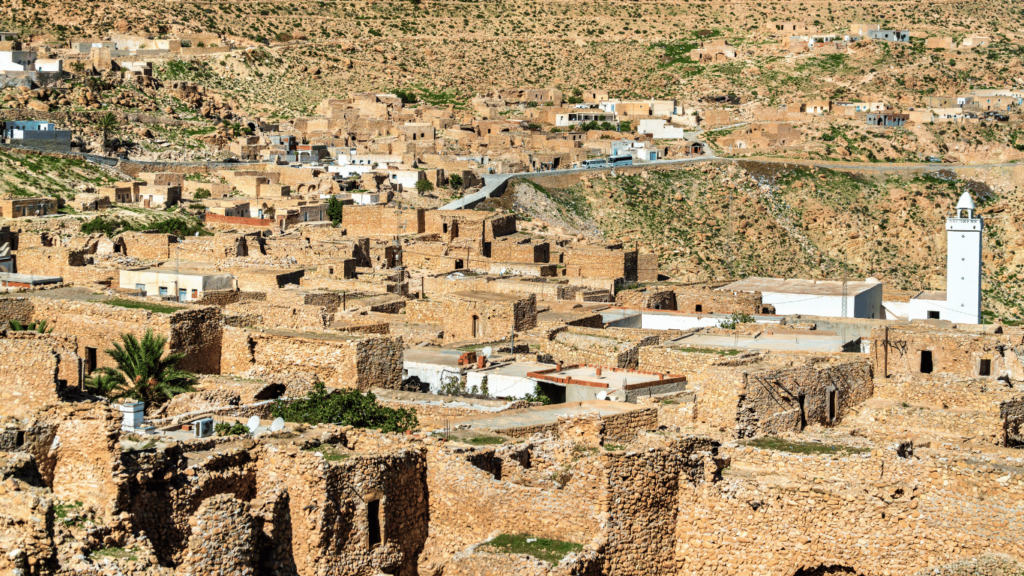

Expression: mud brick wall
xmin=674 ymin=445 xmax=1024 ymax=576
xmin=221 ymin=327 xmax=402 ymax=390
xmin=564 ymin=249 xmax=637 ymax=281
xmin=118 ymin=231 xmax=175 ymax=260
xmin=255 ymin=444 xmax=428 ymax=576
xmin=871 ymin=326 xmax=1024 ymax=380
xmin=176 ymin=494 xmax=256 ymax=576
xmin=343 ymin=205 xmax=425 ymax=237
xmin=672 ymin=287 xmax=767 ymax=314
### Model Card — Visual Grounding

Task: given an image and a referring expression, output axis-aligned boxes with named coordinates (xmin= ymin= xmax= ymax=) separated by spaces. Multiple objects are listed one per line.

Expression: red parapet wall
xmin=205 ymin=213 xmax=275 ymax=227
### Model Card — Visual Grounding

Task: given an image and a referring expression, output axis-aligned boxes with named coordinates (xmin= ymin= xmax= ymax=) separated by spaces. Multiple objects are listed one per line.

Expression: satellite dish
xmin=270 ymin=417 xmax=285 ymax=432
xmin=481 ymin=346 xmax=492 ymax=357
xmin=246 ymin=416 xmax=261 ymax=433
xmin=596 ymin=391 xmax=608 ymax=401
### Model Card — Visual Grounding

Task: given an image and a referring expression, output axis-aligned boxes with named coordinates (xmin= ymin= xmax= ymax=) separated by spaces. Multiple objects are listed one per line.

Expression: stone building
xmin=407 ymin=291 xmax=537 ymax=343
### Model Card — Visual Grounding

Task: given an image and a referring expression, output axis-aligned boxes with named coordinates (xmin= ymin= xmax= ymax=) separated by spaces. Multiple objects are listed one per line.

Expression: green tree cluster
xmin=327 ymin=196 xmax=345 ymax=226
xmin=271 ymin=383 xmax=418 ymax=433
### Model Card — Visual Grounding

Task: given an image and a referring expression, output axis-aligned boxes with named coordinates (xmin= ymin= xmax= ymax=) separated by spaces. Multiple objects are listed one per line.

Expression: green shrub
xmin=415 ymin=179 xmax=435 ymax=194
xmin=718 ymin=312 xmax=755 ymax=329
xmin=448 ymin=174 xmax=463 ymax=189
xmin=271 ymin=383 xmax=418 ymax=432
xmin=215 ymin=421 xmax=250 ymax=436
xmin=193 ymin=188 xmax=212 ymax=199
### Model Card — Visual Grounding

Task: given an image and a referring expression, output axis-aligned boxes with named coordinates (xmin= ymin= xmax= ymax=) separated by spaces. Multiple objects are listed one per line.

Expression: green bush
xmin=215 ymin=421 xmax=250 ymax=436
xmin=523 ymin=384 xmax=553 ymax=405
xmin=718 ymin=312 xmax=755 ymax=329
xmin=271 ymin=383 xmax=418 ymax=432
xmin=327 ymin=196 xmax=344 ymax=226
xmin=193 ymin=188 xmax=212 ymax=199
xmin=448 ymin=174 xmax=463 ymax=189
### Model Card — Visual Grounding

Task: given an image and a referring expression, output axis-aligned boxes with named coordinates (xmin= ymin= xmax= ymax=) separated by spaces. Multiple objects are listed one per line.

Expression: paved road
xmin=440 ymin=154 xmax=1021 ymax=210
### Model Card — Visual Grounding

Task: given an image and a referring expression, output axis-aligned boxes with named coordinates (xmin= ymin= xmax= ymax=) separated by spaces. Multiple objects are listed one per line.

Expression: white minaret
xmin=945 ymin=191 xmax=982 ymax=324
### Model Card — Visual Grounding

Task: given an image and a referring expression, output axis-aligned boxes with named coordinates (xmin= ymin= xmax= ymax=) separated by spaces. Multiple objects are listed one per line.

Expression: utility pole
xmin=841 ymin=270 xmax=849 ymax=319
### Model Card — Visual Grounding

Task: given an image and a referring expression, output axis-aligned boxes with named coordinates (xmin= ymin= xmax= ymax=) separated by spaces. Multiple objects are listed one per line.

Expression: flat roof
xmin=404 ymin=347 xmax=464 ymax=367
xmin=469 ymin=361 xmax=556 ymax=378
xmin=914 ymin=290 xmax=947 ymax=302
xmin=720 ymin=277 xmax=881 ymax=297
xmin=0 ymin=273 xmax=62 ymax=285
xmin=670 ymin=331 xmax=850 ymax=353
xmin=540 ymin=366 xmax=676 ymax=388
xmin=452 ymin=290 xmax=523 ymax=302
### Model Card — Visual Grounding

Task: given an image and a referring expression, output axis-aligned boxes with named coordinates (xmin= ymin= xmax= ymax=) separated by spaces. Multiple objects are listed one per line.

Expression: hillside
xmin=504 ymin=162 xmax=1024 ymax=321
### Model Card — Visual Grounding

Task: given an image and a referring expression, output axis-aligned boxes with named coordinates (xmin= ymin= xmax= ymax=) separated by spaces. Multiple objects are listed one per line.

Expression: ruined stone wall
xmin=119 ymin=232 xmax=175 ymax=260
xmin=254 ymin=443 xmax=428 ymax=576
xmin=224 ymin=300 xmax=334 ymax=331
xmin=0 ymin=297 xmax=33 ymax=323
xmin=604 ymin=437 xmax=720 ymax=576
xmin=406 ymin=299 xmax=445 ymax=325
xmin=673 ymin=445 xmax=1024 ymax=575
xmin=423 ymin=445 xmax=602 ymax=563
xmin=543 ymin=329 xmax=650 ymax=369
xmin=194 ymin=290 xmax=267 ymax=307
xmin=871 ymin=326 xmax=1023 ymax=380
xmin=874 ymin=374 xmax=1020 ymax=411
xmin=0 ymin=336 xmax=64 ymax=417
xmin=491 ymin=241 xmax=549 ymax=264
xmin=176 ymin=494 xmax=256 ymax=576
xmin=637 ymin=252 xmax=658 ymax=282
xmin=615 ymin=288 xmax=676 ymax=310
xmin=221 ymin=327 xmax=402 ymax=390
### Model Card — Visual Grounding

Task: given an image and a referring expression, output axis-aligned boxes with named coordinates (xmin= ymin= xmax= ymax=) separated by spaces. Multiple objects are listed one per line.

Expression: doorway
xmin=920 ymin=351 xmax=933 ymax=374
xmin=798 ymin=394 xmax=807 ymax=430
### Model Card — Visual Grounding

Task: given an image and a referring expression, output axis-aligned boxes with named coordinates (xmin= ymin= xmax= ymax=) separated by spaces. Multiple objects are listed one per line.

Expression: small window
xmin=920 ymin=351 xmax=933 ymax=374
xmin=797 ymin=394 xmax=807 ymax=430
xmin=15 ymin=430 xmax=25 ymax=448
xmin=762 ymin=307 xmax=770 ymax=314
xmin=828 ymin=389 xmax=837 ymax=422
xmin=191 ymin=289 xmax=198 ymax=299
xmin=367 ymin=500 xmax=382 ymax=548
xmin=695 ymin=304 xmax=703 ymax=313
xmin=927 ymin=311 xmax=940 ymax=319
xmin=455 ymin=259 xmax=464 ymax=270
xmin=979 ymin=359 xmax=991 ymax=377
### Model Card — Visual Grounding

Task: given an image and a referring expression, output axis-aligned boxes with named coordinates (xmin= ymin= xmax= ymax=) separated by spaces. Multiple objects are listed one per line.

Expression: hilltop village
xmin=0 ymin=4 xmax=1023 ymax=576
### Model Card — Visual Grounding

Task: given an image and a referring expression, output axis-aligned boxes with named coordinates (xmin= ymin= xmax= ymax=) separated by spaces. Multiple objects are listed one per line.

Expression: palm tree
xmin=85 ymin=330 xmax=197 ymax=405
xmin=8 ymin=319 xmax=54 ymax=333
xmin=96 ymin=112 xmax=119 ymax=152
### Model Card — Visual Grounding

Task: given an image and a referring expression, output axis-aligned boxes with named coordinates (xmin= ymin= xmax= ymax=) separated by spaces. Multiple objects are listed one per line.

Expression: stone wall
xmin=543 ymin=327 xmax=657 ymax=369
xmin=871 ymin=325 xmax=1024 ymax=380
xmin=564 ymin=248 xmax=638 ymax=281
xmin=673 ymin=444 xmax=1024 ymax=575
xmin=221 ymin=327 xmax=403 ymax=390
xmin=343 ymin=205 xmax=425 ymax=237
xmin=176 ymin=494 xmax=256 ymax=575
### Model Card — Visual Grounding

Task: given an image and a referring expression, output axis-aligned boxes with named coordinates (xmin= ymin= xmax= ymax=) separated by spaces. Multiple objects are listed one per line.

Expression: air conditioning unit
xmin=193 ymin=418 xmax=215 ymax=438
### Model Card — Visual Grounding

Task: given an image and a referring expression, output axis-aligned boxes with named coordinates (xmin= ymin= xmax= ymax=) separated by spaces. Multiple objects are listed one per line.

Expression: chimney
xmin=557 ymin=362 xmax=563 ymax=371
xmin=478 ymin=355 xmax=486 ymax=369
xmin=596 ymin=367 xmax=602 ymax=376
xmin=659 ymin=373 xmax=665 ymax=380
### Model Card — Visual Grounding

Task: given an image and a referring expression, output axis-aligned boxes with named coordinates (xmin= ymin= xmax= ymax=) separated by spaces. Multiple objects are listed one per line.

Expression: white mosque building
xmin=907 ymin=191 xmax=983 ymax=324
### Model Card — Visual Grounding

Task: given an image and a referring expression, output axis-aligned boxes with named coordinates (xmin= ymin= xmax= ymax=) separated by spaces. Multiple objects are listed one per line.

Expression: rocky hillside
xmin=511 ymin=162 xmax=1024 ymax=322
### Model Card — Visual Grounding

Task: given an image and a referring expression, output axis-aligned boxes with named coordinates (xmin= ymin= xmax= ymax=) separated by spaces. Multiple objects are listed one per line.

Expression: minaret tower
xmin=945 ymin=191 xmax=983 ymax=324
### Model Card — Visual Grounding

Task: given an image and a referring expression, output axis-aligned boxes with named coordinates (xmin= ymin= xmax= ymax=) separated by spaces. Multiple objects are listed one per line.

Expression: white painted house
xmin=638 ymin=119 xmax=688 ymax=139
xmin=0 ymin=50 xmax=36 ymax=72
xmin=719 ymin=277 xmax=883 ymax=319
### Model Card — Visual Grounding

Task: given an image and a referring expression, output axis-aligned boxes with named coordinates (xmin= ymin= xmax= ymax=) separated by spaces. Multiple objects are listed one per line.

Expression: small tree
xmin=327 ymin=196 xmax=344 ymax=226
xmin=85 ymin=330 xmax=197 ymax=404
xmin=415 ymin=179 xmax=435 ymax=194
xmin=194 ymin=188 xmax=212 ymax=199
xmin=718 ymin=312 xmax=755 ymax=330
xmin=447 ymin=174 xmax=463 ymax=189
xmin=96 ymin=113 xmax=120 ymax=151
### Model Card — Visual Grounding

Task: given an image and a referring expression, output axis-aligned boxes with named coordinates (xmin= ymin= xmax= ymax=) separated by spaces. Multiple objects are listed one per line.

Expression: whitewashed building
xmin=719 ymin=277 xmax=883 ymax=319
